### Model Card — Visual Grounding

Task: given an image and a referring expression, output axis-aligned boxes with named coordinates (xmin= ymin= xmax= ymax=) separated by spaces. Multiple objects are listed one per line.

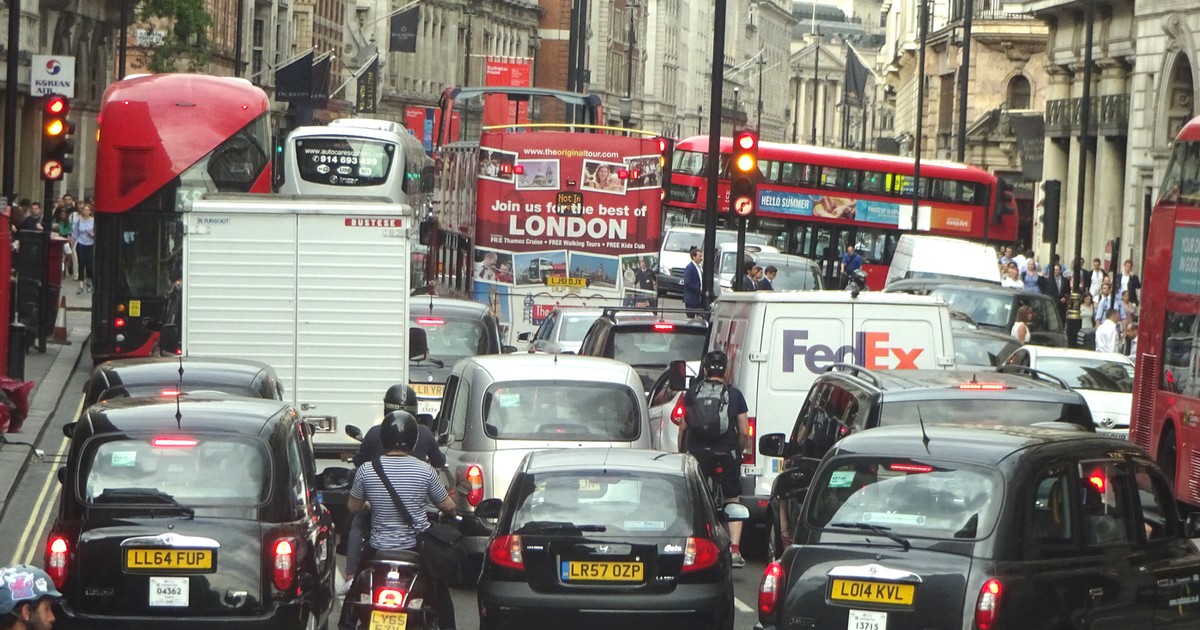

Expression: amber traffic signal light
xmin=41 ymin=95 xmax=75 ymax=181
xmin=730 ymin=130 xmax=759 ymax=217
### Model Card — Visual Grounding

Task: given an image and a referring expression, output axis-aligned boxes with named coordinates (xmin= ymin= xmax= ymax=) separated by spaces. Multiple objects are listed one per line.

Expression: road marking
xmin=735 ymin=597 xmax=754 ymax=613
xmin=10 ymin=395 xmax=82 ymax=565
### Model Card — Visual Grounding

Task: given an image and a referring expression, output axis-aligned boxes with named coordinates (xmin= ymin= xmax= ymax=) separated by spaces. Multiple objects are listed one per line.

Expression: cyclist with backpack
xmin=677 ymin=350 xmax=751 ymax=567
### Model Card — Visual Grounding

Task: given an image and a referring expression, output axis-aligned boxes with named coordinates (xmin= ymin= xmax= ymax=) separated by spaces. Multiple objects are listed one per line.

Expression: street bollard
xmin=7 ymin=322 xmax=26 ymax=380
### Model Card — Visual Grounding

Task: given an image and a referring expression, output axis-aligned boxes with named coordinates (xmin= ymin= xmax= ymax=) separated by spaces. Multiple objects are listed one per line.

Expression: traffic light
xmin=41 ymin=95 xmax=75 ymax=181
xmin=995 ymin=179 xmax=1016 ymax=224
xmin=1041 ymin=179 xmax=1061 ymax=244
xmin=657 ymin=136 xmax=675 ymax=202
xmin=730 ymin=130 xmax=759 ymax=217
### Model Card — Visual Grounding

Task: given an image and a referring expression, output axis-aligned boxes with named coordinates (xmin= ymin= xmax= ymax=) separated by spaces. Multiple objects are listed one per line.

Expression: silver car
xmin=517 ymin=307 xmax=603 ymax=354
xmin=433 ymin=354 xmax=653 ymax=562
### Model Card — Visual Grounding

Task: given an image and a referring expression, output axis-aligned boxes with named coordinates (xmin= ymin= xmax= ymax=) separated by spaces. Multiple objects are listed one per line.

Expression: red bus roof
xmin=95 ymin=74 xmax=270 ymax=213
xmin=674 ymin=135 xmax=995 ymax=183
xmin=1175 ymin=116 xmax=1200 ymax=142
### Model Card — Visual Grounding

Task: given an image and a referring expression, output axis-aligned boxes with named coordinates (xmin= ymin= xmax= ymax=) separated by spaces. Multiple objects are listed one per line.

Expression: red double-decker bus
xmin=667 ymin=136 xmax=1016 ymax=289
xmin=1132 ymin=116 xmax=1200 ymax=510
xmin=92 ymin=74 xmax=272 ymax=362
xmin=427 ymin=87 xmax=670 ymax=343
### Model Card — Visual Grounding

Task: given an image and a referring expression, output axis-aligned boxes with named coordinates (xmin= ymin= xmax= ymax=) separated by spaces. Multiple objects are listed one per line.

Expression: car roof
xmin=751 ymin=252 xmax=818 ymax=267
xmin=931 ymin=284 xmax=1045 ymax=299
xmin=603 ymin=308 xmax=708 ymax=328
xmin=883 ymin=278 xmax=998 ymax=293
xmin=524 ymin=448 xmax=690 ymax=475
xmin=97 ymin=357 xmax=273 ymax=385
xmin=83 ymin=396 xmax=293 ymax=437
xmin=826 ymin=368 xmax=1084 ymax=402
xmin=464 ymin=354 xmax=642 ymax=382
xmin=410 ymin=296 xmax=492 ymax=319
xmin=1019 ymin=346 xmax=1133 ymax=363
xmin=715 ymin=290 xmax=948 ymax=307
xmin=952 ymin=327 xmax=1022 ymax=344
xmin=829 ymin=424 xmax=1135 ymax=467
xmin=550 ymin=307 xmax=603 ymax=318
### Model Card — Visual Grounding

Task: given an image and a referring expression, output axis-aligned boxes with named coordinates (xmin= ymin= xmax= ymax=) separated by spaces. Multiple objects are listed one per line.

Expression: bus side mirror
xmin=409 ymin=327 xmax=429 ymax=360
xmin=667 ymin=360 xmax=689 ymax=390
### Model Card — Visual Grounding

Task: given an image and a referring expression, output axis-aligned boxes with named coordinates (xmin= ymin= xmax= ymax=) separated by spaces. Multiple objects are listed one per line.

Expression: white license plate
xmin=148 ymin=576 xmax=189 ymax=607
xmin=742 ymin=465 xmax=762 ymax=477
xmin=417 ymin=399 xmax=440 ymax=416
xmin=848 ymin=609 xmax=887 ymax=630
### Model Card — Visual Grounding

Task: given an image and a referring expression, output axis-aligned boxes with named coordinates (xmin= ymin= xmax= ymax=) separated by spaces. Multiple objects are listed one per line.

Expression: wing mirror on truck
xmin=409 ymin=327 xmax=429 ymax=360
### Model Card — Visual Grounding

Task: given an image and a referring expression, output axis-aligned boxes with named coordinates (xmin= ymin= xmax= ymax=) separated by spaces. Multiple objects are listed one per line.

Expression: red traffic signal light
xmin=730 ymin=130 xmax=760 ymax=216
xmin=41 ymin=94 xmax=75 ymax=181
xmin=45 ymin=95 xmax=69 ymax=116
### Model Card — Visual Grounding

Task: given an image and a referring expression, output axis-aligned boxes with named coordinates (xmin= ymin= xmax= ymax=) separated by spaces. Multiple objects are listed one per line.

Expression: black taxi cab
xmin=756 ymin=425 xmax=1200 ymax=630
xmin=49 ymin=396 xmax=336 ymax=629
xmin=80 ymin=357 xmax=285 ymax=414
xmin=410 ymin=296 xmax=514 ymax=416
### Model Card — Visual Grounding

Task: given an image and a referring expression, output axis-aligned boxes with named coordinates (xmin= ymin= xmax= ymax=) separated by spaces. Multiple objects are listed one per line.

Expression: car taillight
xmin=959 ymin=382 xmax=1007 ymax=391
xmin=151 ymin=436 xmax=198 ymax=448
xmin=653 ymin=322 xmax=675 ymax=332
xmin=742 ymin=417 xmax=756 ymax=465
xmin=670 ymin=397 xmax=686 ymax=426
xmin=758 ymin=562 xmax=785 ymax=616
xmin=273 ymin=539 xmax=295 ymax=590
xmin=975 ymin=578 xmax=1002 ymax=630
xmin=375 ymin=586 xmax=408 ymax=609
xmin=466 ymin=465 xmax=484 ymax=506
xmin=681 ymin=537 xmax=720 ymax=573
xmin=46 ymin=536 xmax=69 ymax=587
xmin=487 ymin=535 xmax=524 ymax=570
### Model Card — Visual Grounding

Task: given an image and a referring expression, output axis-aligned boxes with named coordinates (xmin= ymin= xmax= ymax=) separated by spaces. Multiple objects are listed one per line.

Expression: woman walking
xmin=72 ymin=203 xmax=95 ymax=294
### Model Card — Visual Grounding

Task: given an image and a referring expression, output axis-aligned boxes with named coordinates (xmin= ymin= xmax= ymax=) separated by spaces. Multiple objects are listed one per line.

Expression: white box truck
xmin=181 ymin=195 xmax=412 ymax=459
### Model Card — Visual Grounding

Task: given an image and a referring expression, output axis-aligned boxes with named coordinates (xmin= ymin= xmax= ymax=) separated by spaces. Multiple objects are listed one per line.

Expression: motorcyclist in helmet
xmin=677 ymin=350 xmax=751 ymax=568
xmin=0 ymin=565 xmax=62 ymax=630
xmin=338 ymin=411 xmax=457 ymax=630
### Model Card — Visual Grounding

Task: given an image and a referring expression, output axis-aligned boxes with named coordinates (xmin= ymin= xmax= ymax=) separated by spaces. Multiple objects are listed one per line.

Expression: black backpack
xmin=685 ymin=380 xmax=730 ymax=440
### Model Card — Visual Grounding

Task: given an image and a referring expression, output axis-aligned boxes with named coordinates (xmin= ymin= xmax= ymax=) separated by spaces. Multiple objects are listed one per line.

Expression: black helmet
xmin=380 ymin=411 xmax=420 ymax=452
xmin=702 ymin=350 xmax=728 ymax=377
xmin=384 ymin=384 xmax=419 ymax=416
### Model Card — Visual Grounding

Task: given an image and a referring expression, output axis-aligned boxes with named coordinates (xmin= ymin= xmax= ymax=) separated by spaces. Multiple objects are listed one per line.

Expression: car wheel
xmin=1158 ymin=427 xmax=1178 ymax=490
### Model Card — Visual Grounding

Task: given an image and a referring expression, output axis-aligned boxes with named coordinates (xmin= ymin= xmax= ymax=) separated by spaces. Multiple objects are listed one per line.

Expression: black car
xmin=80 ymin=357 xmax=285 ymax=417
xmin=410 ymin=296 xmax=516 ymax=415
xmin=759 ymin=365 xmax=1095 ymax=559
xmin=576 ymin=307 xmax=708 ymax=392
xmin=951 ymin=327 xmax=1023 ymax=370
xmin=756 ymin=425 xmax=1200 ymax=630
xmin=475 ymin=448 xmax=748 ymax=630
xmin=930 ymin=283 xmax=1068 ymax=346
xmin=48 ymin=397 xmax=337 ymax=629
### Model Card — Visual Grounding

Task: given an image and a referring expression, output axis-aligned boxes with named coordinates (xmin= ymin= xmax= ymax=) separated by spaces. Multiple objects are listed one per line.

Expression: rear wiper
xmin=516 ymin=520 xmax=607 ymax=533
xmin=411 ymin=357 xmax=446 ymax=368
xmin=94 ymin=488 xmax=196 ymax=518
xmin=829 ymin=522 xmax=910 ymax=551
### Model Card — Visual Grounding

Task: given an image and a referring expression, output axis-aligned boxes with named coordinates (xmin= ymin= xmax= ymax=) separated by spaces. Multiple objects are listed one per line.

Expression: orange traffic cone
xmin=52 ymin=296 xmax=70 ymax=345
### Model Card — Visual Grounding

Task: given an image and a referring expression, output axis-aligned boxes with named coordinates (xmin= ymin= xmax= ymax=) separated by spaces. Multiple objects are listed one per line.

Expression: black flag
xmin=843 ymin=47 xmax=870 ymax=104
xmin=308 ymin=53 xmax=332 ymax=106
xmin=275 ymin=50 xmax=314 ymax=102
xmin=356 ymin=56 xmax=379 ymax=114
xmin=390 ymin=6 xmax=420 ymax=53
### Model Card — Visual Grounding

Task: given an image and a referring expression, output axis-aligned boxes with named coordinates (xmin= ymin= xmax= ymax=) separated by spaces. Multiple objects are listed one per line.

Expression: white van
xmin=656 ymin=226 xmax=770 ymax=297
xmin=885 ymin=234 xmax=1000 ymax=287
xmin=706 ymin=290 xmax=956 ymax=524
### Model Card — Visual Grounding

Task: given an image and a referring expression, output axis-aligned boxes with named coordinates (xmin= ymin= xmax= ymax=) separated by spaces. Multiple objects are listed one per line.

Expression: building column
xmin=1094 ymin=58 xmax=1129 ymax=267
xmin=1042 ymin=67 xmax=1071 ymax=258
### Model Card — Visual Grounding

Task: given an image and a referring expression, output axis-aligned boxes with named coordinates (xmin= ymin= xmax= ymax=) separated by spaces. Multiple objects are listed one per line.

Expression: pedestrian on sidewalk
xmin=72 ymin=203 xmax=95 ymax=294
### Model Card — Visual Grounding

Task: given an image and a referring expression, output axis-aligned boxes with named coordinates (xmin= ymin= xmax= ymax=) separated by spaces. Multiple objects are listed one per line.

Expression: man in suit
xmin=758 ymin=265 xmax=777 ymax=291
xmin=1116 ymin=259 xmax=1141 ymax=305
xmin=740 ymin=260 xmax=758 ymax=292
xmin=1046 ymin=263 xmax=1071 ymax=321
xmin=683 ymin=246 xmax=704 ymax=314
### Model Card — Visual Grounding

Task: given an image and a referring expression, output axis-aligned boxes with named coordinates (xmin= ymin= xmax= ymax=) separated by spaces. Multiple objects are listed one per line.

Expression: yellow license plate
xmin=562 ymin=561 xmax=643 ymax=582
xmin=369 ymin=610 xmax=407 ymax=630
xmin=829 ymin=579 xmax=915 ymax=605
xmin=124 ymin=548 xmax=213 ymax=572
xmin=410 ymin=383 xmax=444 ymax=398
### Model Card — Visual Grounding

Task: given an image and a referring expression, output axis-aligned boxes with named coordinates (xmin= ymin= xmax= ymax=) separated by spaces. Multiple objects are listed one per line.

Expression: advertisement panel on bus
xmin=456 ymin=130 xmax=664 ymax=342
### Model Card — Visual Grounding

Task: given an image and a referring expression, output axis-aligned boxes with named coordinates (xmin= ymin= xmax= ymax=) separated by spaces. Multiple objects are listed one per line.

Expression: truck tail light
xmin=272 ymin=538 xmax=295 ymax=590
xmin=975 ymin=578 xmax=1002 ymax=630
xmin=742 ymin=417 xmax=756 ymax=466
xmin=487 ymin=535 xmax=524 ymax=570
xmin=46 ymin=536 xmax=69 ymax=587
xmin=466 ymin=464 xmax=484 ymax=506
xmin=681 ymin=537 xmax=720 ymax=573
xmin=758 ymin=562 xmax=785 ymax=616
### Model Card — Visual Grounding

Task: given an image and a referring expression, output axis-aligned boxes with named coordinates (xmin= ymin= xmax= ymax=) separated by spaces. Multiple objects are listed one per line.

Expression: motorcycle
xmin=343 ymin=546 xmax=442 ymax=630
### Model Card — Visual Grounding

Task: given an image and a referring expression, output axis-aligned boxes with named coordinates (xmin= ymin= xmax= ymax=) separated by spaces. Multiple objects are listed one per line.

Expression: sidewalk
xmin=0 ymin=286 xmax=92 ymax=520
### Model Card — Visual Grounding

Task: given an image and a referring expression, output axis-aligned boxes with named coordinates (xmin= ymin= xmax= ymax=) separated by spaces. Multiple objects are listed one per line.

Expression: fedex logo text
xmin=782 ymin=330 xmax=924 ymax=373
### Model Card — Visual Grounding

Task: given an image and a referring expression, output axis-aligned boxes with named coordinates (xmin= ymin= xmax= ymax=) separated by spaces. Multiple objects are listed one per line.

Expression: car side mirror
xmin=1185 ymin=513 xmax=1200 ymax=539
xmin=774 ymin=458 xmax=820 ymax=500
xmin=316 ymin=466 xmax=352 ymax=491
xmin=62 ymin=422 xmax=77 ymax=439
xmin=344 ymin=424 xmax=363 ymax=441
xmin=502 ymin=345 xmax=517 ymax=354
xmin=721 ymin=503 xmax=750 ymax=522
xmin=437 ymin=432 xmax=455 ymax=446
xmin=518 ymin=332 xmax=531 ymax=342
xmin=759 ymin=433 xmax=787 ymax=458
xmin=667 ymin=359 xmax=689 ymax=390
xmin=475 ymin=498 xmax=503 ymax=519
xmin=409 ymin=327 xmax=430 ymax=360
xmin=416 ymin=413 xmax=435 ymax=428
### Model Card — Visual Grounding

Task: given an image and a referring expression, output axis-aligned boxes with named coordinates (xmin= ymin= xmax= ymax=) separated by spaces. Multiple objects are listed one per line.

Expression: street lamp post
xmin=810 ymin=33 xmax=819 ymax=144
xmin=623 ymin=1 xmax=637 ymax=128
xmin=697 ymin=105 xmax=703 ymax=135
xmin=702 ymin=0 xmax=730 ymax=306
xmin=756 ymin=55 xmax=765 ymax=133
xmin=911 ymin=0 xmax=929 ymax=230
xmin=1067 ymin=0 xmax=1096 ymax=346
xmin=955 ymin=0 xmax=974 ymax=162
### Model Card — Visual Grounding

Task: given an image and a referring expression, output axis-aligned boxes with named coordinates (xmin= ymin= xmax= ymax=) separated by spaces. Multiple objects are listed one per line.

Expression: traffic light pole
xmin=701 ymin=0 xmax=729 ymax=307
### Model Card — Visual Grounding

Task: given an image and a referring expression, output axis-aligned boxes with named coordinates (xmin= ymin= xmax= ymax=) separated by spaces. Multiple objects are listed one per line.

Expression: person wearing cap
xmin=0 ymin=565 xmax=61 ymax=630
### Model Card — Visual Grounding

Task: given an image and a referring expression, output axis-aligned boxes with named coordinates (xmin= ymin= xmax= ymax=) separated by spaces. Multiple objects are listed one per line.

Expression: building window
xmin=1007 ymin=75 xmax=1031 ymax=110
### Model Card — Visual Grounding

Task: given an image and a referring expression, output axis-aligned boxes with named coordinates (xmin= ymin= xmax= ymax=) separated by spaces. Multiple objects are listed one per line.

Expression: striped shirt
xmin=351 ymin=455 xmax=449 ymax=551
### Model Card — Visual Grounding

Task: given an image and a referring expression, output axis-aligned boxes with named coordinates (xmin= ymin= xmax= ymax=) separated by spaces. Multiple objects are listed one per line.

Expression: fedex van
xmin=706 ymin=290 xmax=956 ymax=524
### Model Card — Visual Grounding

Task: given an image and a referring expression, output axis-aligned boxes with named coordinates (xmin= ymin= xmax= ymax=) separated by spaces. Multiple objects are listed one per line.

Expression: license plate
xmin=125 ymin=548 xmax=214 ymax=572
xmin=847 ymin=609 xmax=887 ymax=630
xmin=830 ymin=579 xmax=915 ymax=605
xmin=561 ymin=561 xmax=643 ymax=582
xmin=417 ymin=399 xmax=440 ymax=416
xmin=410 ymin=383 xmax=444 ymax=398
xmin=369 ymin=610 xmax=407 ymax=630
xmin=148 ymin=576 xmax=189 ymax=607
xmin=742 ymin=464 xmax=762 ymax=477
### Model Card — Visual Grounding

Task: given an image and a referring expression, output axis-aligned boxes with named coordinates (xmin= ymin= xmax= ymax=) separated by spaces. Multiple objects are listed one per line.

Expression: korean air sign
xmin=31 ymin=55 xmax=76 ymax=97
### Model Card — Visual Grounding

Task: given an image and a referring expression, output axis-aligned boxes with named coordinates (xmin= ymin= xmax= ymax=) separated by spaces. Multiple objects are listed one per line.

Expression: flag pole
xmin=332 ymin=51 xmax=381 ymax=98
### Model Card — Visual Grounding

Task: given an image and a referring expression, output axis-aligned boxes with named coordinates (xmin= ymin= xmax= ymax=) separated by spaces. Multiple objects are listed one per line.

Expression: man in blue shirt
xmin=840 ymin=245 xmax=863 ymax=288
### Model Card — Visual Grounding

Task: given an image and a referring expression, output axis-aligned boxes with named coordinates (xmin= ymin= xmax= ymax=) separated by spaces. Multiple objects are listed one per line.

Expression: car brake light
xmin=487 ymin=534 xmax=524 ymax=570
xmin=742 ymin=417 xmax=756 ymax=466
xmin=889 ymin=463 xmax=934 ymax=473
xmin=653 ymin=322 xmax=675 ymax=332
xmin=160 ymin=389 xmax=181 ymax=397
xmin=466 ymin=465 xmax=484 ymax=506
xmin=151 ymin=436 xmax=198 ymax=448
xmin=375 ymin=586 xmax=408 ymax=608
xmin=681 ymin=537 xmax=720 ymax=573
xmin=46 ymin=536 xmax=68 ymax=587
xmin=273 ymin=539 xmax=295 ymax=590
xmin=975 ymin=578 xmax=1002 ymax=630
xmin=417 ymin=317 xmax=445 ymax=326
xmin=758 ymin=562 xmax=785 ymax=616
xmin=670 ymin=398 xmax=686 ymax=426
xmin=959 ymin=382 xmax=1007 ymax=391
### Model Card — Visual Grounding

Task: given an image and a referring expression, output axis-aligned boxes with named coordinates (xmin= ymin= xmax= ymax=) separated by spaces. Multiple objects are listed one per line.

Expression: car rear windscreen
xmin=413 ymin=317 xmax=489 ymax=362
xmin=807 ymin=457 xmax=1002 ymax=540
xmin=880 ymin=399 xmax=1094 ymax=430
xmin=483 ymin=381 xmax=641 ymax=441
xmin=612 ymin=329 xmax=707 ymax=367
xmin=100 ymin=384 xmax=263 ymax=401
xmin=560 ymin=314 xmax=601 ymax=342
xmin=1035 ymin=357 xmax=1134 ymax=393
xmin=510 ymin=471 xmax=693 ymax=536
